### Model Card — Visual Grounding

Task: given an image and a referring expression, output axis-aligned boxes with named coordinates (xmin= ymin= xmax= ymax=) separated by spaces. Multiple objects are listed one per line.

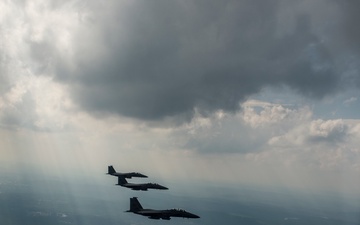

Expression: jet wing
xmin=138 ymin=210 xmax=171 ymax=220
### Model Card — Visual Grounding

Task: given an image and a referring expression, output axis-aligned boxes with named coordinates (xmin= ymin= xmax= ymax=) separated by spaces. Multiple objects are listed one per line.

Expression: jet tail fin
xmin=108 ymin=165 xmax=116 ymax=174
xmin=127 ymin=197 xmax=143 ymax=212
xmin=117 ymin=176 xmax=128 ymax=185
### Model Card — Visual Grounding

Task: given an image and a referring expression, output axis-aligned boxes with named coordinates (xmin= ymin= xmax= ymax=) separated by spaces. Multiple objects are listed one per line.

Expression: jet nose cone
xmin=186 ymin=212 xmax=200 ymax=218
xmin=153 ymin=184 xmax=168 ymax=190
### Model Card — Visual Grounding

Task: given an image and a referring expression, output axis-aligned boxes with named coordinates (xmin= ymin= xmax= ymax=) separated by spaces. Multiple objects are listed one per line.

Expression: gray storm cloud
xmin=3 ymin=0 xmax=360 ymax=123
xmin=335 ymin=1 xmax=360 ymax=52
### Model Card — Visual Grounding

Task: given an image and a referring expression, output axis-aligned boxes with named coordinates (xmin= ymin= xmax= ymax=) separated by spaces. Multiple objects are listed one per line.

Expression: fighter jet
xmin=126 ymin=197 xmax=200 ymax=220
xmin=106 ymin=165 xmax=147 ymax=178
xmin=116 ymin=176 xmax=168 ymax=191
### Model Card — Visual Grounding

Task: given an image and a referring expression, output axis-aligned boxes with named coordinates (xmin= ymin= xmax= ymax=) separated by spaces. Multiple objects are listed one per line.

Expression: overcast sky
xmin=1 ymin=0 xmax=360 ymax=197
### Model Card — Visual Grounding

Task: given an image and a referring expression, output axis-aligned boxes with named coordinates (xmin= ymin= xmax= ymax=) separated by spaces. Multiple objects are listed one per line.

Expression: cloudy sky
xmin=1 ymin=0 xmax=360 ymax=199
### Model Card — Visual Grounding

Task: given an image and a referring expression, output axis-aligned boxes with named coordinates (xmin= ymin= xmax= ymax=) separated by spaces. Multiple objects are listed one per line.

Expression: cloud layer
xmin=1 ymin=0 xmax=360 ymax=125
xmin=2 ymin=0 xmax=359 ymax=123
xmin=174 ymin=100 xmax=360 ymax=175
xmin=61 ymin=0 xmax=336 ymax=121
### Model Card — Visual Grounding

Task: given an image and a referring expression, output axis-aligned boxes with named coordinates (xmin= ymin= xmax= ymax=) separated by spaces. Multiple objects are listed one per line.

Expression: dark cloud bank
xmin=44 ymin=0 xmax=360 ymax=122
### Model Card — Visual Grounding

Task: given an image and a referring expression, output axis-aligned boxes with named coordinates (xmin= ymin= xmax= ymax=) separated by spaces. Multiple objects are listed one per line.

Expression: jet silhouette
xmin=126 ymin=197 xmax=200 ymax=220
xmin=107 ymin=165 xmax=147 ymax=178
xmin=116 ymin=176 xmax=168 ymax=191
